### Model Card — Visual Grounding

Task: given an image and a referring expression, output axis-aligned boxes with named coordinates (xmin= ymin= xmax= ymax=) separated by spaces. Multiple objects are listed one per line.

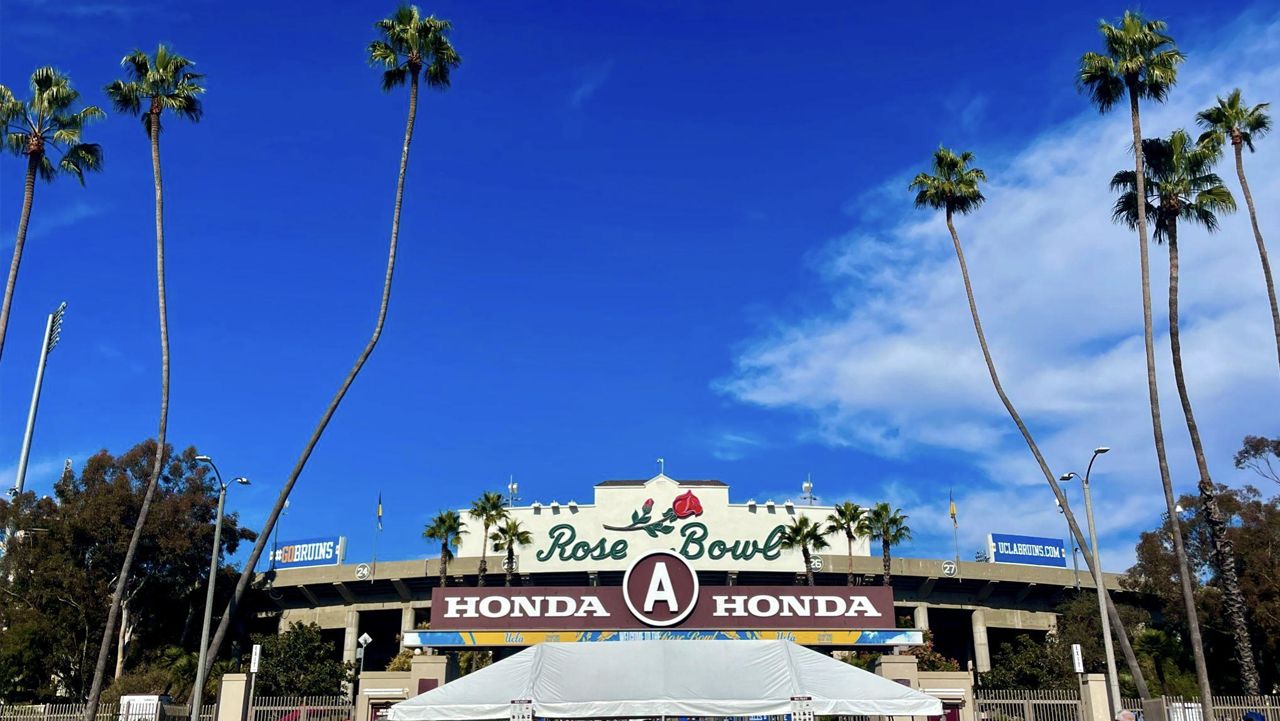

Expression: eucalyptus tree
xmin=0 ymin=68 xmax=103 ymax=363
xmin=1077 ymin=12 xmax=1200 ymax=706
xmin=468 ymin=491 xmax=508 ymax=586
xmin=490 ymin=519 xmax=533 ymax=587
xmin=909 ymin=146 xmax=1151 ymax=697
xmin=424 ymin=510 xmax=467 ymax=587
xmin=1197 ymin=90 xmax=1276 ymax=383
xmin=200 ymin=6 xmax=461 ymax=678
xmin=83 ymin=46 xmax=204 ymax=721
xmin=778 ymin=515 xmax=830 ymax=586
xmin=826 ymin=501 xmax=868 ymax=586
xmin=1111 ymin=130 xmax=1259 ymax=693
xmin=864 ymin=503 xmax=911 ymax=586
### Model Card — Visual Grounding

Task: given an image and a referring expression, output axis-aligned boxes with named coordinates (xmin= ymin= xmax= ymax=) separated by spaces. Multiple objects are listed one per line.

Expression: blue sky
xmin=3 ymin=0 xmax=1278 ymax=572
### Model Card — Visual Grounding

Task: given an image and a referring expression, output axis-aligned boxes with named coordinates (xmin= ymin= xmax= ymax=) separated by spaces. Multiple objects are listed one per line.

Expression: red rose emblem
xmin=671 ymin=491 xmax=703 ymax=519
xmin=642 ymin=498 xmax=654 ymax=513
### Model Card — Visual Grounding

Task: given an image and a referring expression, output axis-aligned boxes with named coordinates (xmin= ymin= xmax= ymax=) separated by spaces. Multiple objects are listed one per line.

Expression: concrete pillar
xmin=970 ymin=609 xmax=990 ymax=673
xmin=344 ymin=610 xmax=360 ymax=666
xmin=215 ymin=673 xmax=250 ymax=721
xmin=873 ymin=653 xmax=920 ymax=688
xmin=400 ymin=607 xmax=416 ymax=647
xmin=410 ymin=654 xmax=450 ymax=693
xmin=1079 ymin=673 xmax=1111 ymax=721
xmin=914 ymin=605 xmax=929 ymax=631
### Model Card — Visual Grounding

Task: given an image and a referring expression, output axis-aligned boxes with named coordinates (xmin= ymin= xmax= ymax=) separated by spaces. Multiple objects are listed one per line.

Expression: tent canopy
xmin=389 ymin=640 xmax=943 ymax=720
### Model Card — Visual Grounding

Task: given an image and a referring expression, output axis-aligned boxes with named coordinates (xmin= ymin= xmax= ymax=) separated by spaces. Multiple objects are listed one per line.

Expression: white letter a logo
xmin=644 ymin=561 xmax=678 ymax=613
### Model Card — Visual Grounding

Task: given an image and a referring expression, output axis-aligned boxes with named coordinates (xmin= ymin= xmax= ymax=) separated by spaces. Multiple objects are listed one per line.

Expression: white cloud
xmin=571 ymin=61 xmax=613 ymax=108
xmin=719 ymin=17 xmax=1280 ymax=571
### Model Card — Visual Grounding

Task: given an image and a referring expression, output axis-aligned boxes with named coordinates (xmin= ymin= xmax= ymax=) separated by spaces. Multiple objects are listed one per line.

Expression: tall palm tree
xmin=83 ymin=47 xmax=204 ymax=721
xmin=1197 ymin=90 xmax=1276 ymax=385
xmin=864 ymin=503 xmax=911 ymax=587
xmin=423 ymin=510 xmax=467 ymax=587
xmin=0 ymin=68 xmax=103 ymax=363
xmin=911 ymin=147 xmax=1152 ymax=701
xmin=468 ymin=491 xmax=508 ymax=586
xmin=490 ymin=519 xmax=533 ymax=587
xmin=199 ymin=6 xmax=461 ymax=677
xmin=909 ymin=145 xmax=1150 ymax=697
xmin=825 ymin=501 xmax=868 ymax=586
xmin=777 ymin=515 xmax=830 ymax=586
xmin=1078 ymin=12 xmax=1209 ymax=712
xmin=1111 ymin=131 xmax=1259 ymax=693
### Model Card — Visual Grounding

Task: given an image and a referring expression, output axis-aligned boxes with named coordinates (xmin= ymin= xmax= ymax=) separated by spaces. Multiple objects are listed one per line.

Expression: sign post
xmin=248 ymin=643 xmax=261 ymax=707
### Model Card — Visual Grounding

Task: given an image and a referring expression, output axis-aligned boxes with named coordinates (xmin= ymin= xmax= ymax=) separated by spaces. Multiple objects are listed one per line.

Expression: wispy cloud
xmin=718 ymin=18 xmax=1280 ymax=571
xmin=2 ymin=201 xmax=102 ymax=251
xmin=711 ymin=431 xmax=766 ymax=461
xmin=571 ymin=61 xmax=613 ymax=108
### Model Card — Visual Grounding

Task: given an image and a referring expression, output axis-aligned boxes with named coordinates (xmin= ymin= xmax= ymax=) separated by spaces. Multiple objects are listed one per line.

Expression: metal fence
xmin=0 ymin=704 xmax=215 ymax=721
xmin=1162 ymin=695 xmax=1280 ymax=721
xmin=247 ymin=696 xmax=353 ymax=721
xmin=976 ymin=689 xmax=1086 ymax=721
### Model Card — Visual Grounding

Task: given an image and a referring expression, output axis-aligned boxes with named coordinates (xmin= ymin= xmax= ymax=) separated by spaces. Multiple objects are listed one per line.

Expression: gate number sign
xmin=250 ymin=644 xmax=261 ymax=673
xmin=1071 ymin=643 xmax=1084 ymax=674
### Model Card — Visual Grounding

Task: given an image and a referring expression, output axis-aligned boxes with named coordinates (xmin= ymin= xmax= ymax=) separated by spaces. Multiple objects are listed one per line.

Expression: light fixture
xmin=1094 ymin=447 xmax=1111 ymax=455
xmin=234 ymin=477 xmax=251 ymax=485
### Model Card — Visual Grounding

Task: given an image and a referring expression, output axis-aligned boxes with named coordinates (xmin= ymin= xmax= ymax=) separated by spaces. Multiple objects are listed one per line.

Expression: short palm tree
xmin=1197 ymin=90 xmax=1276 ymax=388
xmin=909 ymin=145 xmax=1150 ymax=696
xmin=1078 ymin=11 xmax=1192 ymax=704
xmin=468 ymin=491 xmax=508 ymax=586
xmin=1112 ymin=130 xmax=1259 ymax=694
xmin=825 ymin=501 xmax=868 ymax=586
xmin=864 ymin=504 xmax=911 ymax=587
xmin=0 ymin=68 xmax=103 ymax=363
xmin=200 ymin=6 xmax=462 ymax=677
xmin=778 ymin=515 xmax=829 ymax=586
xmin=490 ymin=519 xmax=533 ymax=587
xmin=424 ymin=510 xmax=467 ymax=587
xmin=84 ymin=46 xmax=204 ymax=721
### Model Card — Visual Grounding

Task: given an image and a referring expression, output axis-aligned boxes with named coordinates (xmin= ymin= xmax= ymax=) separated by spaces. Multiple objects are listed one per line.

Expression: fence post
xmin=1079 ymin=674 xmax=1110 ymax=721
xmin=215 ymin=674 xmax=251 ymax=721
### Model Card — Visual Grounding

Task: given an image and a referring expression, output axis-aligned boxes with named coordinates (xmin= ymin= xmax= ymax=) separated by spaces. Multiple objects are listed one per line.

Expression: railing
xmin=247 ymin=696 xmax=353 ymax=721
xmin=1163 ymin=695 xmax=1280 ymax=721
xmin=976 ymin=689 xmax=1085 ymax=721
xmin=0 ymin=704 xmax=215 ymax=721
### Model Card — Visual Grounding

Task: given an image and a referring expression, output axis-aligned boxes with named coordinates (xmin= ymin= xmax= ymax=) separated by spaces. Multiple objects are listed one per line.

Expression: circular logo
xmin=809 ymin=555 xmax=824 ymax=572
xmin=355 ymin=563 xmax=372 ymax=580
xmin=502 ymin=556 xmax=518 ymax=573
xmin=622 ymin=549 xmax=699 ymax=627
xmin=941 ymin=560 xmax=958 ymax=578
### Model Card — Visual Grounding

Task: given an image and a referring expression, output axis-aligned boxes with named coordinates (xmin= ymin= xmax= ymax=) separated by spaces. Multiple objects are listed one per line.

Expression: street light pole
xmin=190 ymin=456 xmax=248 ymax=720
xmin=5 ymin=303 xmax=65 ymax=551
xmin=1061 ymin=447 xmax=1119 ymax=718
xmin=1056 ymin=490 xmax=1081 ymax=591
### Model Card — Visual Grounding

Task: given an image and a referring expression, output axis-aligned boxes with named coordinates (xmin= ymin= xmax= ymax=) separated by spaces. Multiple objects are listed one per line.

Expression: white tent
xmin=389 ymin=640 xmax=943 ymax=720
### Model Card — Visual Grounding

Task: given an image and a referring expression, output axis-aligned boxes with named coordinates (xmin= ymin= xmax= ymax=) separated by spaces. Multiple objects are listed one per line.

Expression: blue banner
xmin=272 ymin=536 xmax=345 ymax=569
xmin=988 ymin=533 xmax=1067 ymax=567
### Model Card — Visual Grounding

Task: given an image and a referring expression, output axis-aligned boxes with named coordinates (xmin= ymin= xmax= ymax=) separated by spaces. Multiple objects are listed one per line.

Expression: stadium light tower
xmin=189 ymin=455 xmax=249 ymax=721
xmin=6 ymin=303 xmax=66 ymax=549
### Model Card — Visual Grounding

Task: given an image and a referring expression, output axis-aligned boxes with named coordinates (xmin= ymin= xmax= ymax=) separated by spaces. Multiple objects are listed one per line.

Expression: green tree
xmin=252 ymin=622 xmax=352 ymax=696
xmin=1234 ymin=435 xmax=1280 ymax=486
xmin=0 ymin=442 xmax=253 ymax=702
xmin=1111 ymin=130 xmax=1258 ymax=693
xmin=489 ymin=519 xmax=533 ymax=587
xmin=84 ymin=45 xmax=207 ymax=721
xmin=468 ymin=492 xmax=508 ymax=587
xmin=982 ymin=634 xmax=1075 ymax=690
xmin=864 ymin=503 xmax=911 ymax=587
xmin=777 ymin=515 xmax=829 ymax=586
xmin=1077 ymin=11 xmax=1196 ymax=706
xmin=0 ymin=68 xmax=103 ymax=363
xmin=201 ymin=6 xmax=461 ymax=678
xmin=905 ymin=146 xmax=1151 ymax=696
xmin=424 ymin=510 xmax=467 ymax=587
xmin=826 ymin=501 xmax=868 ymax=587
xmin=1197 ymin=90 xmax=1276 ymax=381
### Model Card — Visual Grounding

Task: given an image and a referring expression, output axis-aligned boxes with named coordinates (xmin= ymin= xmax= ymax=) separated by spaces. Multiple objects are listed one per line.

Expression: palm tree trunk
xmin=943 ymin=207 xmax=1151 ymax=697
xmin=1234 ymin=141 xmax=1280 ymax=384
xmin=881 ymin=538 xmax=891 ymax=586
xmin=477 ymin=524 xmax=488 ymax=587
xmin=0 ymin=155 xmax=39 ymax=364
xmin=1127 ymin=87 xmax=1213 ymax=717
xmin=802 ymin=547 xmax=814 ymax=586
xmin=84 ymin=113 xmax=171 ymax=721
xmin=1166 ymin=225 xmax=1261 ymax=694
xmin=505 ymin=547 xmax=514 ymax=587
xmin=846 ymin=534 xmax=854 ymax=587
xmin=200 ymin=68 xmax=423 ymax=678
xmin=440 ymin=552 xmax=449 ymax=588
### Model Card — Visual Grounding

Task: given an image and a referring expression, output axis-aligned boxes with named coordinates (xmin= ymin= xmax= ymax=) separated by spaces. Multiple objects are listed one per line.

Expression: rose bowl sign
xmin=431 ymin=550 xmax=894 ymax=631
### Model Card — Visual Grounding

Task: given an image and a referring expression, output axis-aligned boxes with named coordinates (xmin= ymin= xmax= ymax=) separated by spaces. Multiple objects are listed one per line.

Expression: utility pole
xmin=5 ymin=303 xmax=65 ymax=549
